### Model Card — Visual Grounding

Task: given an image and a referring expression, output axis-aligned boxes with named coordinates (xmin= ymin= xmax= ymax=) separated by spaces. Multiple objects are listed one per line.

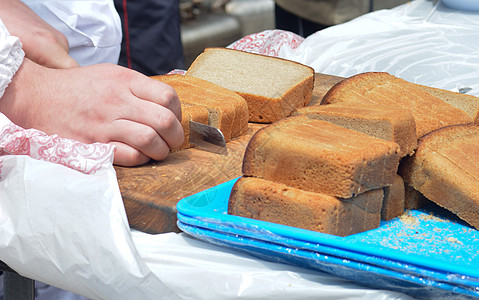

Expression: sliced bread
xmin=228 ymin=176 xmax=383 ymax=236
xmin=152 ymin=74 xmax=249 ymax=143
xmin=292 ymin=102 xmax=417 ymax=157
xmin=242 ymin=115 xmax=401 ymax=198
xmin=186 ymin=47 xmax=315 ymax=123
xmin=417 ymin=84 xmax=479 ymax=123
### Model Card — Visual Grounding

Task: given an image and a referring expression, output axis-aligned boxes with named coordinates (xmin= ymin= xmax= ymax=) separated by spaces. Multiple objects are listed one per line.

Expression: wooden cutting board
xmin=115 ymin=73 xmax=344 ymax=234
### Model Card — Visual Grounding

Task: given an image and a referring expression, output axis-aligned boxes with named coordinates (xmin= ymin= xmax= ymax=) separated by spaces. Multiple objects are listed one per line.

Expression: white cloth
xmin=0 ymin=19 xmax=24 ymax=99
xmin=21 ymin=0 xmax=122 ymax=66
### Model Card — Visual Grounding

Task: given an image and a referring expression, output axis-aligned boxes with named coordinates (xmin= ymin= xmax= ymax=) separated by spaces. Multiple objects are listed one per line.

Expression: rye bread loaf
xmin=228 ymin=176 xmax=383 ymax=236
xmin=292 ymin=102 xmax=417 ymax=157
xmin=321 ymin=72 xmax=473 ymax=137
xmin=186 ymin=47 xmax=315 ymax=123
xmin=242 ymin=115 xmax=401 ymax=198
xmin=399 ymin=124 xmax=479 ymax=229
xmin=151 ymin=74 xmax=249 ymax=144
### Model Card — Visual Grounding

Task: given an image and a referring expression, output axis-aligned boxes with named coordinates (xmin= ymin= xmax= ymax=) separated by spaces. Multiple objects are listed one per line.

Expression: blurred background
xmin=179 ymin=0 xmax=410 ymax=67
xmin=115 ymin=0 xmax=410 ymax=75
xmin=180 ymin=0 xmax=275 ymax=67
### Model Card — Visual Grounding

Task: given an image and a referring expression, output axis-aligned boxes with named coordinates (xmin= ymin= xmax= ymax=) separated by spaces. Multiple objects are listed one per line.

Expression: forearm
xmin=0 ymin=0 xmax=78 ymax=69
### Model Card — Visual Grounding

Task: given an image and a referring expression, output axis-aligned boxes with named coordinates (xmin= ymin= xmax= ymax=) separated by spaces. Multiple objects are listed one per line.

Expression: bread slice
xmin=321 ymin=72 xmax=473 ymax=137
xmin=172 ymin=104 xmax=209 ymax=151
xmin=186 ymin=47 xmax=315 ymax=123
xmin=292 ymin=102 xmax=417 ymax=157
xmin=381 ymin=174 xmax=405 ymax=221
xmin=417 ymin=84 xmax=479 ymax=123
xmin=228 ymin=176 xmax=383 ymax=236
xmin=242 ymin=115 xmax=401 ymax=198
xmin=399 ymin=124 xmax=479 ymax=229
xmin=152 ymin=74 xmax=249 ymax=143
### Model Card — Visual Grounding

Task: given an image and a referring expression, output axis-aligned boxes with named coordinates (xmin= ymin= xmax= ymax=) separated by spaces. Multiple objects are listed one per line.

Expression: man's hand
xmin=0 ymin=0 xmax=79 ymax=69
xmin=0 ymin=59 xmax=184 ymax=166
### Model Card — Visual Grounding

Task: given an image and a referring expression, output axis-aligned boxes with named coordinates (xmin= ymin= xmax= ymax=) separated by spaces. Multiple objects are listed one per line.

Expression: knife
xmin=189 ymin=121 xmax=228 ymax=155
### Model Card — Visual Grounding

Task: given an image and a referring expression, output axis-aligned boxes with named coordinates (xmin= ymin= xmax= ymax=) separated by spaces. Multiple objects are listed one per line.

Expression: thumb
xmin=44 ymin=52 xmax=80 ymax=69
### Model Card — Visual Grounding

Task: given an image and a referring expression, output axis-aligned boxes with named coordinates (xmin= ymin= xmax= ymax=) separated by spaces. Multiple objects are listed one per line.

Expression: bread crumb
xmin=399 ymin=211 xmax=419 ymax=226
xmin=446 ymin=237 xmax=464 ymax=245
xmin=421 ymin=213 xmax=444 ymax=222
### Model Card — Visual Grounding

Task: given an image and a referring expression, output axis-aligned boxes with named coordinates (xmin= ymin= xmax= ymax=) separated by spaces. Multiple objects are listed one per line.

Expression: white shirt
xmin=0 ymin=18 xmax=24 ymax=99
xmin=1 ymin=0 xmax=121 ymax=99
xmin=21 ymin=0 xmax=122 ymax=66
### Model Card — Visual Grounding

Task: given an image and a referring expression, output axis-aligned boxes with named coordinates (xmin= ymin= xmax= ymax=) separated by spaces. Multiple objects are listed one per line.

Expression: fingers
xmin=107 ymin=118 xmax=184 ymax=164
xmin=129 ymin=75 xmax=182 ymax=121
xmin=109 ymin=142 xmax=151 ymax=167
xmin=111 ymin=73 xmax=185 ymax=161
xmin=124 ymin=96 xmax=184 ymax=146
xmin=29 ymin=42 xmax=80 ymax=69
xmin=51 ymin=55 xmax=80 ymax=69
xmin=37 ymin=54 xmax=79 ymax=69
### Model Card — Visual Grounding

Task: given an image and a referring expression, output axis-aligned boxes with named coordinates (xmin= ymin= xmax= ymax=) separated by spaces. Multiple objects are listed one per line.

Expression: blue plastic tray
xmin=176 ymin=178 xmax=479 ymax=298
xmin=178 ymin=221 xmax=477 ymax=299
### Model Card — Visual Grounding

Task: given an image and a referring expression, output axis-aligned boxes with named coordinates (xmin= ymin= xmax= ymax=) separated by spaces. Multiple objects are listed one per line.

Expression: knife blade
xmin=189 ymin=121 xmax=228 ymax=155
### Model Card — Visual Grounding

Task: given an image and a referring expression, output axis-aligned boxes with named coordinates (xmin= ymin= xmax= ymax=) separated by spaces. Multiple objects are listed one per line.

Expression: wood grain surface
xmin=115 ymin=73 xmax=344 ymax=233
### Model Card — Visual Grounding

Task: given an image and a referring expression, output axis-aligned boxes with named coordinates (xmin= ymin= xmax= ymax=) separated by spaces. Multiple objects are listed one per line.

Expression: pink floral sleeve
xmin=0 ymin=114 xmax=114 ymax=175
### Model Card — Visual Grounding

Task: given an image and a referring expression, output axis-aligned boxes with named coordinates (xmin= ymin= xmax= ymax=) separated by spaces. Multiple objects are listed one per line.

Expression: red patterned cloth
xmin=0 ymin=114 xmax=114 ymax=175
xmin=168 ymin=30 xmax=304 ymax=76
xmin=228 ymin=30 xmax=304 ymax=57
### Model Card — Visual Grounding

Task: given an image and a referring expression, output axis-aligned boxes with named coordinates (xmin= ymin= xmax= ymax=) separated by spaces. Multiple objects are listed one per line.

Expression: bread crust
xmin=321 ymin=72 xmax=473 ymax=137
xmin=417 ymin=84 xmax=479 ymax=123
xmin=399 ymin=124 xmax=479 ymax=229
xmin=381 ymin=174 xmax=405 ymax=221
xmin=293 ymin=102 xmax=417 ymax=157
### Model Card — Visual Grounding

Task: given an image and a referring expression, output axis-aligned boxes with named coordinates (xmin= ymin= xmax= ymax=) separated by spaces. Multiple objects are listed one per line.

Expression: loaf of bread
xmin=399 ymin=124 xmax=479 ymax=229
xmin=151 ymin=74 xmax=249 ymax=149
xmin=381 ymin=174 xmax=405 ymax=221
xmin=228 ymin=176 xmax=384 ymax=236
xmin=186 ymin=47 xmax=315 ymax=123
xmin=242 ymin=115 xmax=401 ymax=198
xmin=321 ymin=72 xmax=473 ymax=137
xmin=292 ymin=102 xmax=417 ymax=157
